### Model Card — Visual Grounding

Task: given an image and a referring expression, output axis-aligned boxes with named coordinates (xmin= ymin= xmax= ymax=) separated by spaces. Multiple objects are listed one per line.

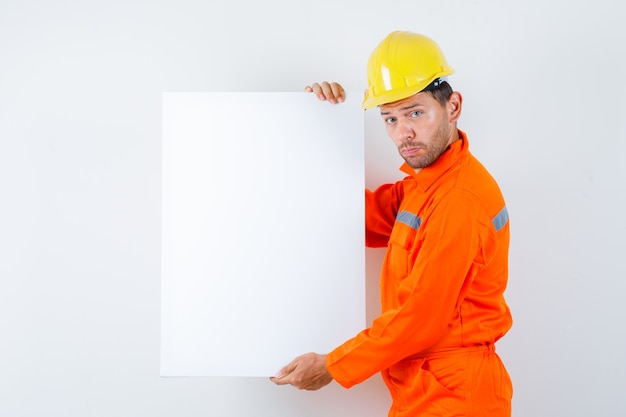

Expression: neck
xmin=446 ymin=126 xmax=460 ymax=147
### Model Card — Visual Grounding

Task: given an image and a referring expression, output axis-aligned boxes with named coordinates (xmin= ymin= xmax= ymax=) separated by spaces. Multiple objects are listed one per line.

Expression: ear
xmin=447 ymin=91 xmax=463 ymax=123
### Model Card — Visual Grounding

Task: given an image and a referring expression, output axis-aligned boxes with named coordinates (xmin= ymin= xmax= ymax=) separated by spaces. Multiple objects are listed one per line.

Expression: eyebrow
xmin=380 ymin=103 xmax=424 ymax=116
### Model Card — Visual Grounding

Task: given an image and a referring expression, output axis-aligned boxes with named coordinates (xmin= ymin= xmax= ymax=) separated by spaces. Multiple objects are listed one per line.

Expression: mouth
xmin=401 ymin=146 xmax=425 ymax=157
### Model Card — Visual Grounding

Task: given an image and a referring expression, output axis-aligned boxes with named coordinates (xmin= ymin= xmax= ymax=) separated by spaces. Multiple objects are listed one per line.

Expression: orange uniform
xmin=326 ymin=130 xmax=513 ymax=416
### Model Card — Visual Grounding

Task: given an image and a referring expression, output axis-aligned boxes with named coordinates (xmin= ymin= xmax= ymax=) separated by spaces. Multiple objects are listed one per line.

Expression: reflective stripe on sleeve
xmin=396 ymin=210 xmax=422 ymax=230
xmin=492 ymin=206 xmax=509 ymax=232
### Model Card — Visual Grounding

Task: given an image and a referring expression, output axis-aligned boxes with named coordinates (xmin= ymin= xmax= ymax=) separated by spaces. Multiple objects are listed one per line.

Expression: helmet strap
xmin=422 ymin=77 xmax=448 ymax=92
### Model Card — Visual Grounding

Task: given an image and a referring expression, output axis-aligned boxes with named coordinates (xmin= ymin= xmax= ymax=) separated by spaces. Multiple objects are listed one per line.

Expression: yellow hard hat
xmin=362 ymin=31 xmax=455 ymax=109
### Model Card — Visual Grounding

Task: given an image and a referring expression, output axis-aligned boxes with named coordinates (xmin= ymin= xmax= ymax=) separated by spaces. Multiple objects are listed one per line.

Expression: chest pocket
xmin=385 ymin=211 xmax=422 ymax=296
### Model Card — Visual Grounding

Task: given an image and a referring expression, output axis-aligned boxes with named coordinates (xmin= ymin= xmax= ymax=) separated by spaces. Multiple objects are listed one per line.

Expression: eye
xmin=410 ymin=111 xmax=422 ymax=118
xmin=384 ymin=117 xmax=397 ymax=125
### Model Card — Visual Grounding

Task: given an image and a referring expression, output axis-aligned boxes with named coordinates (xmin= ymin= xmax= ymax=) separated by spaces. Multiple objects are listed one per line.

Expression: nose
xmin=396 ymin=119 xmax=414 ymax=142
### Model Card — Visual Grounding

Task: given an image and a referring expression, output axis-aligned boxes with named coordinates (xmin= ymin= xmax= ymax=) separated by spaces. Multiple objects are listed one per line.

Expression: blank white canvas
xmin=161 ymin=92 xmax=365 ymax=377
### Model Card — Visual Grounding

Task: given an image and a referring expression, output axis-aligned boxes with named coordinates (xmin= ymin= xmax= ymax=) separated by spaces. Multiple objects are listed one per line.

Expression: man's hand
xmin=270 ymin=352 xmax=333 ymax=390
xmin=305 ymin=82 xmax=345 ymax=104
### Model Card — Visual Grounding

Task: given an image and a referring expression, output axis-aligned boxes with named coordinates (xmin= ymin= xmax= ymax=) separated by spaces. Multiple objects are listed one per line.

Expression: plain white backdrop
xmin=1 ymin=0 xmax=624 ymax=416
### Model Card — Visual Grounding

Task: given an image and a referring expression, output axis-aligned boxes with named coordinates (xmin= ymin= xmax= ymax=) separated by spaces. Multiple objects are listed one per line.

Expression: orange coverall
xmin=326 ymin=130 xmax=513 ymax=416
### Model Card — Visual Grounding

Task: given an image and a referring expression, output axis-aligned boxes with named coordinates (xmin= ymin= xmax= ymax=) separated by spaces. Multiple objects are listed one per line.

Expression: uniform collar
xmin=399 ymin=129 xmax=469 ymax=191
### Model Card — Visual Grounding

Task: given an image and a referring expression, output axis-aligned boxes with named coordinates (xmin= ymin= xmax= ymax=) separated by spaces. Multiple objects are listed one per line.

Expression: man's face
xmin=380 ymin=91 xmax=457 ymax=171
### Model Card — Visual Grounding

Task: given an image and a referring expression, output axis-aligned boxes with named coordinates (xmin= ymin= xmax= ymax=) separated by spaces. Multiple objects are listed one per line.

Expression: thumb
xmin=270 ymin=362 xmax=297 ymax=384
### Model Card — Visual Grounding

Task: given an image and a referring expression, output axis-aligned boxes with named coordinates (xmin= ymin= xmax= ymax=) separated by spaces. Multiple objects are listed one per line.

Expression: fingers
xmin=329 ymin=82 xmax=345 ymax=103
xmin=304 ymin=81 xmax=345 ymax=104
xmin=270 ymin=353 xmax=333 ymax=391
xmin=270 ymin=361 xmax=297 ymax=386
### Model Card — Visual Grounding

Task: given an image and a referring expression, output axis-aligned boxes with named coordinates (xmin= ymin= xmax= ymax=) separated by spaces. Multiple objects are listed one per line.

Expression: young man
xmin=271 ymin=31 xmax=513 ymax=417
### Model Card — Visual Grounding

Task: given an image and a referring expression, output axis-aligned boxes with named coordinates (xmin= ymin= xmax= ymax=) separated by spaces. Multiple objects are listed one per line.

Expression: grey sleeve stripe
xmin=396 ymin=210 xmax=422 ymax=230
xmin=492 ymin=206 xmax=509 ymax=232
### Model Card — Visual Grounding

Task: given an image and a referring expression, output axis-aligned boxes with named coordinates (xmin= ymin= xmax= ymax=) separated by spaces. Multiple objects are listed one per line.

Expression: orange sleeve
xmin=365 ymin=181 xmax=404 ymax=247
xmin=327 ymin=189 xmax=494 ymax=388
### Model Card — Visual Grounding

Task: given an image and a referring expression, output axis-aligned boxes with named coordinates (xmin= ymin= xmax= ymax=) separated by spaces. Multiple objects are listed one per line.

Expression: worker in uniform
xmin=271 ymin=30 xmax=513 ymax=417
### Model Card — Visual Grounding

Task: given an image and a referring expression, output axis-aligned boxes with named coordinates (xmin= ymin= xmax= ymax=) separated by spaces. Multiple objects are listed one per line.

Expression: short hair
xmin=426 ymin=81 xmax=453 ymax=107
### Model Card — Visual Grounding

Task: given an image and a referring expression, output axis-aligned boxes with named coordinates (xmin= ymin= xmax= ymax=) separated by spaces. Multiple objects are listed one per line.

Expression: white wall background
xmin=1 ymin=0 xmax=624 ymax=416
